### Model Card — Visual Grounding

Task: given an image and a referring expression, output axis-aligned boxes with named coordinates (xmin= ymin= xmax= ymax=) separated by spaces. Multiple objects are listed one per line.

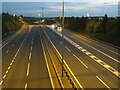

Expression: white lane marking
xmin=27 ymin=63 xmax=30 ymax=76
xmin=0 ymin=80 xmax=3 ymax=85
xmin=1 ymin=29 xmax=29 ymax=85
xmin=41 ymin=40 xmax=55 ymax=89
xmin=5 ymin=70 xmax=9 ymax=74
xmin=49 ymin=27 xmax=120 ymax=78
xmin=12 ymin=60 xmax=14 ymax=63
xmin=85 ymin=43 xmax=120 ymax=64
xmin=10 ymin=62 xmax=13 ymax=66
xmin=25 ymin=83 xmax=28 ymax=90
xmin=0 ymin=33 xmax=16 ymax=50
xmin=43 ymin=29 xmax=84 ymax=89
xmin=30 ymin=46 xmax=32 ymax=51
xmin=12 ymin=44 xmax=14 ymax=47
xmin=73 ymin=54 xmax=88 ymax=69
xmin=31 ymin=41 xmax=33 ymax=45
xmin=8 ymin=66 xmax=11 ymax=70
xmin=3 ymin=75 xmax=6 ymax=79
xmin=65 ymin=47 xmax=71 ymax=52
xmin=74 ymin=34 xmax=120 ymax=56
xmin=29 ymin=52 xmax=32 ymax=60
xmin=96 ymin=76 xmax=111 ymax=90
xmin=59 ymin=41 xmax=62 ymax=44
xmin=6 ymin=50 xmax=9 ymax=53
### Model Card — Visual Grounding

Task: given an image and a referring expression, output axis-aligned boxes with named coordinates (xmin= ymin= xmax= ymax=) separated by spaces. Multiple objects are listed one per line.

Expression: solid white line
xmin=27 ymin=63 xmax=30 ymax=76
xmin=96 ymin=76 xmax=111 ymax=90
xmin=41 ymin=40 xmax=55 ymax=89
xmin=74 ymin=34 xmax=120 ymax=56
xmin=73 ymin=54 xmax=88 ymax=69
xmin=0 ymin=33 xmax=16 ymax=50
xmin=43 ymin=29 xmax=83 ymax=89
xmin=48 ymin=26 xmax=120 ymax=78
xmin=25 ymin=83 xmax=28 ymax=90
xmin=29 ymin=52 xmax=32 ymax=60
xmin=77 ymin=39 xmax=120 ymax=64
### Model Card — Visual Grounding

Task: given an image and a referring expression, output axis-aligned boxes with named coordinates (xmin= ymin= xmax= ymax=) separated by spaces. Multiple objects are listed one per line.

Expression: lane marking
xmin=30 ymin=46 xmax=33 ymax=51
xmin=74 ymin=34 xmax=120 ymax=56
xmin=8 ymin=66 xmax=11 ymax=70
xmin=3 ymin=75 xmax=6 ymax=79
xmin=73 ymin=54 xmax=88 ymax=69
xmin=6 ymin=50 xmax=9 ymax=53
xmin=0 ymin=33 xmax=16 ymax=50
xmin=41 ymin=40 xmax=55 ymax=89
xmin=96 ymin=76 xmax=111 ymax=90
xmin=85 ymin=43 xmax=120 ymax=64
xmin=59 ymin=41 xmax=62 ymax=44
xmin=26 ymin=63 xmax=30 ymax=76
xmin=29 ymin=52 xmax=32 ymax=60
xmin=10 ymin=62 xmax=13 ymax=66
xmin=65 ymin=47 xmax=71 ymax=52
xmin=12 ymin=44 xmax=14 ymax=47
xmin=5 ymin=70 xmax=9 ymax=74
xmin=48 ymin=27 xmax=120 ymax=78
xmin=31 ymin=41 xmax=33 ymax=45
xmin=1 ymin=29 xmax=29 ymax=85
xmin=25 ymin=84 xmax=28 ymax=90
xmin=0 ymin=80 xmax=3 ymax=85
xmin=43 ymin=29 xmax=84 ymax=89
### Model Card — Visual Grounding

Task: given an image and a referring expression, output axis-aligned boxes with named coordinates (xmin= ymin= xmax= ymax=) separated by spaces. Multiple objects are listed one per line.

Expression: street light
xmin=62 ymin=0 xmax=64 ymax=77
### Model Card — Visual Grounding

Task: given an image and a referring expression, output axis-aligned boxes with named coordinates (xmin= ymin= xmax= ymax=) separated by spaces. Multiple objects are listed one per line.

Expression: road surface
xmin=0 ymin=25 xmax=119 ymax=89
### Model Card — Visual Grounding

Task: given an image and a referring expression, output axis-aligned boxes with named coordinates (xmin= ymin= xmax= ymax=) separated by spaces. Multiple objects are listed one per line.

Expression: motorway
xmin=0 ymin=25 xmax=120 ymax=89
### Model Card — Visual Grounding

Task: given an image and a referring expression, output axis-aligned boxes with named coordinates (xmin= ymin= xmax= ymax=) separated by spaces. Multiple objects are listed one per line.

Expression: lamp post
xmin=62 ymin=0 xmax=64 ymax=77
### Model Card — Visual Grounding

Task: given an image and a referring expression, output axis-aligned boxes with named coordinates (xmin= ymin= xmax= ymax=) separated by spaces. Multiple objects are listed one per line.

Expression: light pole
xmin=62 ymin=0 xmax=64 ymax=77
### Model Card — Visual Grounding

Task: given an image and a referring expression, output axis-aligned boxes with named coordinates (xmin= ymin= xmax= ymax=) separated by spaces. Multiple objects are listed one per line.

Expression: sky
xmin=2 ymin=0 xmax=119 ymax=17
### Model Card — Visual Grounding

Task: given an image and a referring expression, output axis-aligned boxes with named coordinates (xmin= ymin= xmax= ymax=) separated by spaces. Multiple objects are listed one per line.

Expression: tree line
xmin=2 ymin=12 xmax=23 ymax=39
xmin=55 ymin=15 xmax=120 ymax=47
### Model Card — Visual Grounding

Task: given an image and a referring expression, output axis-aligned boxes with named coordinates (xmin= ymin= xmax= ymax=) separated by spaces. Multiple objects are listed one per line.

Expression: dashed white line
xmin=73 ymin=54 xmax=88 ymax=68
xmin=3 ymin=75 xmax=6 ymax=79
xmin=12 ymin=44 xmax=14 ymax=47
xmin=0 ymin=80 xmax=3 ymax=85
xmin=96 ymin=76 xmax=111 ymax=90
xmin=5 ymin=70 xmax=9 ymax=74
xmin=26 ymin=63 xmax=30 ymax=76
xmin=25 ymin=84 xmax=28 ymax=90
xmin=31 ymin=41 xmax=33 ymax=45
xmin=59 ymin=41 xmax=62 ymax=44
xmin=29 ymin=52 xmax=32 ymax=60
xmin=8 ymin=66 xmax=11 ymax=70
xmin=10 ymin=62 xmax=13 ymax=66
xmin=6 ymin=50 xmax=9 ymax=53
xmin=65 ymin=47 xmax=71 ymax=52
xmin=30 ymin=46 xmax=33 ymax=51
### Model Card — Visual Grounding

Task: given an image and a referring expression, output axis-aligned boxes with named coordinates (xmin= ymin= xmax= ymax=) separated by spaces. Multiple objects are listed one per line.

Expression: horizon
xmin=2 ymin=2 xmax=119 ymax=17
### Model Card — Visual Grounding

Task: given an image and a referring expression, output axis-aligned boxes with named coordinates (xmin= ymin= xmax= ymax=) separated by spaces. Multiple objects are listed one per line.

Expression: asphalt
xmin=1 ymin=25 xmax=119 ymax=89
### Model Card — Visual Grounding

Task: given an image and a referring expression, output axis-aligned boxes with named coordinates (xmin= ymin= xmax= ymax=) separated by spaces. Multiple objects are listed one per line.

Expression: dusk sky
xmin=2 ymin=0 xmax=119 ymax=17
